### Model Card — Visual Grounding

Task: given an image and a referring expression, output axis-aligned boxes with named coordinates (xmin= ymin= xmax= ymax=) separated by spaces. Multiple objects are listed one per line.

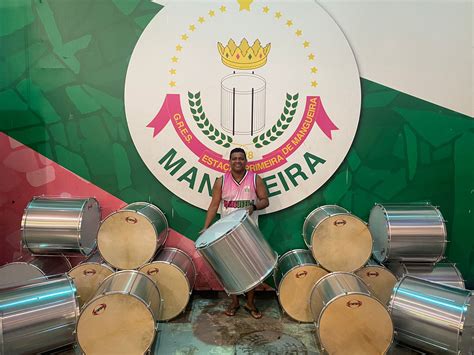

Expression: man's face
xmin=230 ymin=152 xmax=247 ymax=173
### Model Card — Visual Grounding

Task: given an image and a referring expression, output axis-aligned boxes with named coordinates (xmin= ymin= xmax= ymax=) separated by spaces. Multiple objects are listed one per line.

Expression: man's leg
xmin=225 ymin=294 xmax=240 ymax=316
xmin=244 ymin=289 xmax=262 ymax=319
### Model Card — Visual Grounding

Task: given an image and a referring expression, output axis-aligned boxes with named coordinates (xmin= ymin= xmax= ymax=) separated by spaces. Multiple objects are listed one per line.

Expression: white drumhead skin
xmin=355 ymin=266 xmax=398 ymax=305
xmin=98 ymin=211 xmax=158 ymax=269
xmin=196 ymin=209 xmax=246 ymax=248
xmin=139 ymin=262 xmax=190 ymax=321
xmin=279 ymin=265 xmax=328 ymax=322
xmin=318 ymin=294 xmax=393 ymax=354
xmin=311 ymin=214 xmax=372 ymax=271
xmin=369 ymin=205 xmax=390 ymax=262
xmin=68 ymin=264 xmax=114 ymax=307
xmin=77 ymin=293 xmax=156 ymax=354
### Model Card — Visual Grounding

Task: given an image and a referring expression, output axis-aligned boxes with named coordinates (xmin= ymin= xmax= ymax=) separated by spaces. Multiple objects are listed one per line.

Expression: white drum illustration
xmin=221 ymin=72 xmax=266 ymax=135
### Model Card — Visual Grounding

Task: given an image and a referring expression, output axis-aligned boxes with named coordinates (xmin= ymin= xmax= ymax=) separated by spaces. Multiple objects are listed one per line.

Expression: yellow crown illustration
xmin=217 ymin=38 xmax=271 ymax=70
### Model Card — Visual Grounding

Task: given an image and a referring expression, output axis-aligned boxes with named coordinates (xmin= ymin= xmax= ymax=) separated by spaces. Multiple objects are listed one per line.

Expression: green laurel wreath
xmin=253 ymin=93 xmax=299 ymax=148
xmin=188 ymin=91 xmax=233 ymax=148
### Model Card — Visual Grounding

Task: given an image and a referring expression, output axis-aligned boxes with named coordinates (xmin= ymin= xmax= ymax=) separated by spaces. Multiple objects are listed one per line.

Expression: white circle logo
xmin=125 ymin=1 xmax=361 ymax=213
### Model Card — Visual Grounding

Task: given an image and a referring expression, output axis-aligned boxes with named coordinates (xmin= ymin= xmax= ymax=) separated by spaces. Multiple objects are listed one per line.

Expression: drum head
xmin=195 ymin=209 xmax=246 ymax=249
xmin=140 ymin=262 xmax=190 ymax=321
xmin=68 ymin=264 xmax=114 ymax=307
xmin=98 ymin=211 xmax=158 ymax=269
xmin=312 ymin=215 xmax=372 ymax=271
xmin=369 ymin=205 xmax=389 ymax=262
xmin=77 ymin=293 xmax=156 ymax=354
xmin=0 ymin=263 xmax=45 ymax=287
xmin=355 ymin=266 xmax=398 ymax=305
xmin=279 ymin=265 xmax=328 ymax=322
xmin=318 ymin=294 xmax=393 ymax=354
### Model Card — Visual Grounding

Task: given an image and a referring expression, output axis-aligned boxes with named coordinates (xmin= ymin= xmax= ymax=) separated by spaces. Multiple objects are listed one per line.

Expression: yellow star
xmin=189 ymin=24 xmax=196 ymax=32
xmin=198 ymin=16 xmax=205 ymax=24
xmin=275 ymin=11 xmax=282 ymax=19
xmin=171 ymin=56 xmax=178 ymax=63
xmin=238 ymin=0 xmax=253 ymax=11
xmin=209 ymin=10 xmax=215 ymax=17
xmin=303 ymin=41 xmax=310 ymax=48
xmin=295 ymin=29 xmax=302 ymax=37
xmin=311 ymin=81 xmax=318 ymax=87
xmin=286 ymin=20 xmax=293 ymax=27
xmin=181 ymin=34 xmax=188 ymax=41
xmin=262 ymin=6 xmax=270 ymax=13
xmin=311 ymin=67 xmax=318 ymax=74
xmin=169 ymin=69 xmax=177 ymax=75
xmin=308 ymin=53 xmax=315 ymax=60
xmin=220 ymin=5 xmax=226 ymax=12
xmin=169 ymin=81 xmax=176 ymax=87
xmin=176 ymin=44 xmax=183 ymax=52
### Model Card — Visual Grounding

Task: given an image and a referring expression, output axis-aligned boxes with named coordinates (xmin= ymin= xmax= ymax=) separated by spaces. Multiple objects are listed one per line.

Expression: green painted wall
xmin=1 ymin=0 xmax=473 ymax=287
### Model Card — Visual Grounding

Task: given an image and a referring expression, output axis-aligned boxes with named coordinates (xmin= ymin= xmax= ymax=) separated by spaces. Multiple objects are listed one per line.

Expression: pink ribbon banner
xmin=147 ymin=94 xmax=338 ymax=173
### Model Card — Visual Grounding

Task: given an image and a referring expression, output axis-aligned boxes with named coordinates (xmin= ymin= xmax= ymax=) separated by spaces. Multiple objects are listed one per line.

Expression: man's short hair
xmin=229 ymin=147 xmax=246 ymax=159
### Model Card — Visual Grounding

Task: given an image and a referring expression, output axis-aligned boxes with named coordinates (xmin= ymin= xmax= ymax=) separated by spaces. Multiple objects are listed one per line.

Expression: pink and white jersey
xmin=221 ymin=170 xmax=258 ymax=222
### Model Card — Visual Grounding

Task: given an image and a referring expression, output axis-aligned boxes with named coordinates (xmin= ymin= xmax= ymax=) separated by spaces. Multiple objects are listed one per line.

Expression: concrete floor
xmin=151 ymin=292 xmax=424 ymax=355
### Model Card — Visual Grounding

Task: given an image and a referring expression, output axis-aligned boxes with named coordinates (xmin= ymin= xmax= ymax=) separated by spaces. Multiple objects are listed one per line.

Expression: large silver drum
xmin=389 ymin=276 xmax=473 ymax=354
xmin=310 ymin=272 xmax=393 ymax=354
xmin=0 ymin=256 xmax=72 ymax=287
xmin=97 ymin=202 xmax=168 ymax=270
xmin=274 ymin=249 xmax=328 ymax=322
xmin=139 ymin=247 xmax=196 ymax=321
xmin=68 ymin=252 xmax=114 ymax=307
xmin=369 ymin=203 xmax=447 ymax=263
xmin=21 ymin=197 xmax=100 ymax=256
xmin=388 ymin=262 xmax=465 ymax=289
xmin=354 ymin=259 xmax=398 ymax=305
xmin=76 ymin=270 xmax=161 ymax=354
xmin=195 ymin=209 xmax=277 ymax=294
xmin=303 ymin=205 xmax=372 ymax=271
xmin=0 ymin=275 xmax=79 ymax=354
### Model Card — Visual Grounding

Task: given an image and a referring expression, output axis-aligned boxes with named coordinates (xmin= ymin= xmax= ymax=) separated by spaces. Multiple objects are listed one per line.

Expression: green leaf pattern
xmin=253 ymin=93 xmax=299 ymax=148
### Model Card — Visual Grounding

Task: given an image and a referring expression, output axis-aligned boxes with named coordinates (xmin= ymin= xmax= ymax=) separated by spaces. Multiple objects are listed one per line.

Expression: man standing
xmin=202 ymin=148 xmax=269 ymax=319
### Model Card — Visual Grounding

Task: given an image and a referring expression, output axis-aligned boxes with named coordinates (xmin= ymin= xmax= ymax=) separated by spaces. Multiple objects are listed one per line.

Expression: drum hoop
xmin=449 ymin=264 xmax=466 ymax=289
xmin=76 ymin=293 xmax=156 ymax=353
xmin=316 ymin=291 xmax=394 ymax=350
xmin=196 ymin=210 xmax=248 ymax=249
xmin=125 ymin=202 xmax=170 ymax=238
xmin=225 ymin=252 xmax=278 ymax=295
xmin=77 ymin=198 xmax=100 ymax=254
xmin=302 ymin=205 xmax=347 ymax=247
xmin=278 ymin=248 xmax=313 ymax=261
xmin=0 ymin=310 xmax=4 ymax=355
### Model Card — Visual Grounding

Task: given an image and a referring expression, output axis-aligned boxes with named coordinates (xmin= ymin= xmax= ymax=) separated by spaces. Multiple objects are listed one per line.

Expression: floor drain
xmin=235 ymin=330 xmax=308 ymax=354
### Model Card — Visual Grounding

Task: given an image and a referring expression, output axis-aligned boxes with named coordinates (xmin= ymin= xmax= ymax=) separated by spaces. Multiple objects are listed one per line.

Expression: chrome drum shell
xmin=195 ymin=209 xmax=277 ymax=295
xmin=369 ymin=203 xmax=447 ymax=263
xmin=21 ymin=197 xmax=100 ymax=256
xmin=0 ymin=275 xmax=79 ymax=354
xmin=389 ymin=276 xmax=473 ymax=354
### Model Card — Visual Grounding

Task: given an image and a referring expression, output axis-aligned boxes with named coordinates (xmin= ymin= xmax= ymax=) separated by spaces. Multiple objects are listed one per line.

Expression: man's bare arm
xmin=254 ymin=175 xmax=269 ymax=210
xmin=203 ymin=177 xmax=223 ymax=230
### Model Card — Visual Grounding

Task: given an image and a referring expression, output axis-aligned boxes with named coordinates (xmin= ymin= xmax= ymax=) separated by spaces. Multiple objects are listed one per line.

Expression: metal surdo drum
xmin=21 ymin=197 xmax=100 ymax=256
xmin=389 ymin=276 xmax=473 ymax=354
xmin=0 ymin=255 xmax=72 ymax=287
xmin=139 ymin=247 xmax=196 ymax=320
xmin=274 ymin=249 xmax=328 ymax=322
xmin=0 ymin=275 xmax=79 ymax=354
xmin=369 ymin=203 xmax=447 ymax=263
xmin=97 ymin=202 xmax=168 ymax=270
xmin=68 ymin=252 xmax=114 ymax=307
xmin=195 ymin=209 xmax=277 ymax=294
xmin=303 ymin=205 xmax=372 ymax=272
xmin=76 ymin=270 xmax=161 ymax=354
xmin=388 ymin=262 xmax=465 ymax=289
xmin=354 ymin=259 xmax=398 ymax=305
xmin=310 ymin=272 xmax=393 ymax=354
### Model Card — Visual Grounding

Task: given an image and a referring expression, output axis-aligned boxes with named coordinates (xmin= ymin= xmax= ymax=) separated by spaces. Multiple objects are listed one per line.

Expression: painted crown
xmin=217 ymin=39 xmax=271 ymax=70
